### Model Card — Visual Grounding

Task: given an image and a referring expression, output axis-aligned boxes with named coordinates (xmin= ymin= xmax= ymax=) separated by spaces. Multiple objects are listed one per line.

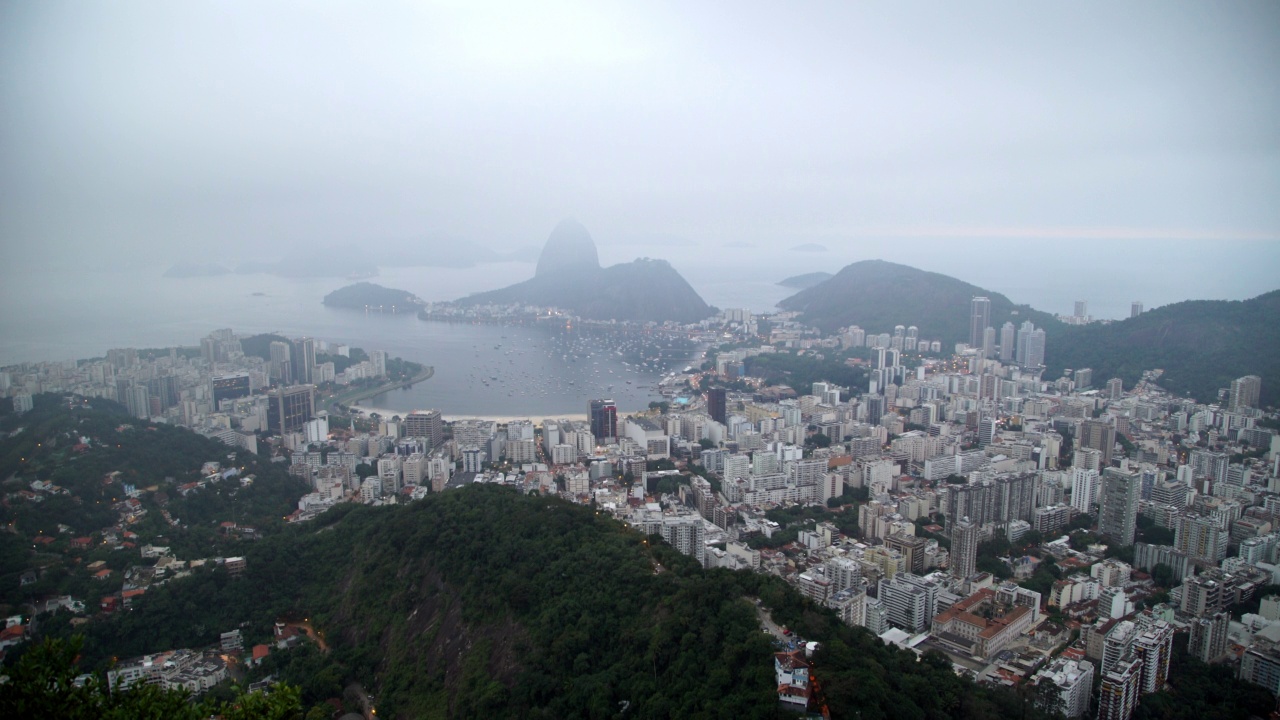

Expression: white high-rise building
xmin=1033 ymin=658 xmax=1095 ymax=719
xmin=1072 ymin=468 xmax=1100 ymax=514
xmin=369 ymin=349 xmax=387 ymax=378
xmin=970 ymin=297 xmax=991 ymax=349
xmin=999 ymin=322 xmax=1016 ymax=362
xmin=1025 ymin=329 xmax=1046 ymax=368
xmin=661 ymin=515 xmax=706 ymax=567
xmin=1131 ymin=621 xmax=1174 ymax=695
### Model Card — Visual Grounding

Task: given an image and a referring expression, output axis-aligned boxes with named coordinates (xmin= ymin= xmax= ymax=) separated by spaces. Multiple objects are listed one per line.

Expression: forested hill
xmin=53 ymin=485 xmax=1058 ymax=719
xmin=322 ymin=282 xmax=426 ymax=311
xmin=0 ymin=395 xmax=309 ymax=607
xmin=776 ymin=259 xmax=1060 ymax=340
xmin=779 ymin=260 xmax=1279 ymax=406
xmin=1046 ymin=290 xmax=1280 ymax=406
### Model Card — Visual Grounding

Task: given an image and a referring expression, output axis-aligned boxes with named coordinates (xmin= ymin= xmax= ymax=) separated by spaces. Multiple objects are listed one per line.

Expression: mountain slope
xmin=779 ymin=259 xmax=1279 ymax=406
xmin=777 ymin=259 xmax=1059 ymax=341
xmin=455 ymin=222 xmax=713 ymax=323
xmin=533 ymin=217 xmax=600 ymax=277
xmin=777 ymin=271 xmax=833 ymax=289
xmin=1046 ymin=291 xmax=1280 ymax=405
xmin=59 ymin=485 xmax=1061 ymax=720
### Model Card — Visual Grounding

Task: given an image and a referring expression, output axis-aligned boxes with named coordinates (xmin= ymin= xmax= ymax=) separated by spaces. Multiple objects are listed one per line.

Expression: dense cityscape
xmin=1 ymin=288 xmax=1277 ymax=719
xmin=3 ymin=3 xmax=1277 ymax=719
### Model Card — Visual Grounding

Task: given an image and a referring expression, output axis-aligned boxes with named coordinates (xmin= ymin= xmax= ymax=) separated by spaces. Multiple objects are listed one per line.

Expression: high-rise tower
xmin=1099 ymin=467 xmax=1141 ymax=546
xmin=982 ymin=326 xmax=997 ymax=360
xmin=969 ymin=297 xmax=991 ymax=349
xmin=1079 ymin=419 xmax=1117 ymax=467
xmin=589 ymin=399 xmax=618 ymax=441
xmin=403 ymin=409 xmax=444 ymax=450
xmin=292 ymin=337 xmax=316 ymax=385
xmin=999 ymin=322 xmax=1016 ymax=362
xmin=950 ymin=516 xmax=978 ymax=580
xmin=1229 ymin=375 xmax=1262 ymax=412
xmin=267 ymin=384 xmax=316 ymax=435
xmin=269 ymin=341 xmax=293 ymax=385
xmin=707 ymin=388 xmax=727 ymax=425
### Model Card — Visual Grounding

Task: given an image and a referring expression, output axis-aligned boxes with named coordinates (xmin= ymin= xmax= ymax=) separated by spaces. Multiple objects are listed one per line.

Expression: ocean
xmin=2 ymin=238 xmax=1274 ymax=415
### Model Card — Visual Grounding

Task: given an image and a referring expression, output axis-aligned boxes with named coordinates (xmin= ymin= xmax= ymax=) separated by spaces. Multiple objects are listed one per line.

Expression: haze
xmin=2 ymin=1 xmax=1278 ymax=304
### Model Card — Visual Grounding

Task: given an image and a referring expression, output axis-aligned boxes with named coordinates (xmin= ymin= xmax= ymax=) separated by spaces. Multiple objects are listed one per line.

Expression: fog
xmin=2 ymin=1 xmax=1278 ymax=305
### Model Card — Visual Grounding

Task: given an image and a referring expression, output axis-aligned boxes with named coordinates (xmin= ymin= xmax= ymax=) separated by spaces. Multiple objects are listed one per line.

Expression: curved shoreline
xmin=326 ymin=366 xmax=434 ymax=407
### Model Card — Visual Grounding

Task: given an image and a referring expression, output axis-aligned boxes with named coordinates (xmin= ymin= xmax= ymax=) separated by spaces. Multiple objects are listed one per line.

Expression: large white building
xmin=1071 ymin=468 xmax=1099 ymax=514
xmin=624 ymin=417 xmax=670 ymax=460
xmin=659 ymin=514 xmax=706 ymax=566
xmin=1033 ymin=657 xmax=1094 ymax=718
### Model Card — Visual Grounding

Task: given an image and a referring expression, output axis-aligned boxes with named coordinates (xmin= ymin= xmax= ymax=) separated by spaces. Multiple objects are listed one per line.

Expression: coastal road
xmin=328 ymin=366 xmax=434 ymax=409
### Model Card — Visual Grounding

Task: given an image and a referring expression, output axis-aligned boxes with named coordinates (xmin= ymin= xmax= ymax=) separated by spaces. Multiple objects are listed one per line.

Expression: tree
xmin=645 ymin=458 xmax=676 ymax=472
xmin=698 ymin=439 xmax=716 ymax=450
xmin=808 ymin=433 xmax=832 ymax=449
xmin=1018 ymin=530 xmax=1044 ymax=549
xmin=1141 ymin=525 xmax=1175 ymax=545
xmin=355 ymin=463 xmax=376 ymax=480
xmin=1067 ymin=513 xmax=1094 ymax=531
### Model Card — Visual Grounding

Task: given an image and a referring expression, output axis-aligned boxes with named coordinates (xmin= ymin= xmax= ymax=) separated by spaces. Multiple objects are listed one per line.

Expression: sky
xmin=2 ymin=1 xmax=1278 ymax=293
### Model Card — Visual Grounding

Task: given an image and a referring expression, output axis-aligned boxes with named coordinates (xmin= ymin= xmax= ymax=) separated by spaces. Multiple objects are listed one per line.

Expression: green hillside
xmin=0 ymin=395 xmax=309 ymax=607
xmin=1046 ymin=291 xmax=1280 ymax=406
xmin=49 ymin=485 xmax=1059 ymax=719
xmin=779 ymin=259 xmax=1279 ymax=406
xmin=7 ymin=401 xmax=1275 ymax=718
xmin=776 ymin=259 xmax=1060 ymax=342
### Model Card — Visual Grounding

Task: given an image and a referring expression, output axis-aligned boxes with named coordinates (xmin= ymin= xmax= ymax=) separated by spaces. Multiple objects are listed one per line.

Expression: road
xmin=327 ymin=366 xmax=434 ymax=409
xmin=754 ymin=601 xmax=797 ymax=647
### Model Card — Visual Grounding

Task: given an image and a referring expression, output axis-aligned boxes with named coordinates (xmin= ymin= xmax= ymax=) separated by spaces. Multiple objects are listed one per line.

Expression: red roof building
xmin=250 ymin=644 xmax=271 ymax=666
xmin=775 ymin=650 xmax=812 ymax=710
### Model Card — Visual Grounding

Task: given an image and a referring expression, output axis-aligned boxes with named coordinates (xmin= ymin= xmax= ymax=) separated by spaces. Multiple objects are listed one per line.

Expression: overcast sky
xmin=2 ymin=1 xmax=1278 ymax=271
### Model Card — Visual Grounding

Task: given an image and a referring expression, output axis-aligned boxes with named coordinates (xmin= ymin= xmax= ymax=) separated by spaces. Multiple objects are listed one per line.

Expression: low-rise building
xmin=930 ymin=588 xmax=1036 ymax=659
xmin=774 ymin=650 xmax=811 ymax=710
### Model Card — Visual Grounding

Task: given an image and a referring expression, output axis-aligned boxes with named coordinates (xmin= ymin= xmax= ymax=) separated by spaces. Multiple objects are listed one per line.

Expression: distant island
xmin=322 ymin=282 xmax=427 ymax=311
xmin=163 ymin=262 xmax=231 ymax=278
xmin=777 ymin=271 xmax=833 ymax=289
